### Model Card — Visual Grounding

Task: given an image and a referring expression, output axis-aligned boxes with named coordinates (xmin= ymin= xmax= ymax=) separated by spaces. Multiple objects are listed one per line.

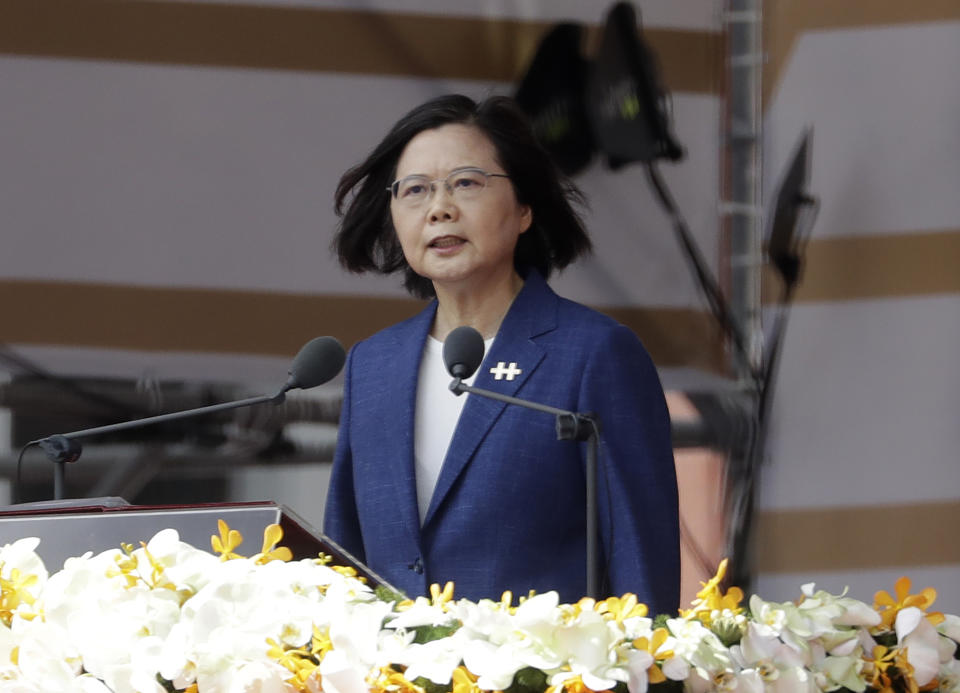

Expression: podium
xmin=0 ymin=499 xmax=393 ymax=590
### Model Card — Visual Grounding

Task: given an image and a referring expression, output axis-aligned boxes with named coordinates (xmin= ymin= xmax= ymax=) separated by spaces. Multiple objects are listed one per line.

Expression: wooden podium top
xmin=0 ymin=499 xmax=393 ymax=591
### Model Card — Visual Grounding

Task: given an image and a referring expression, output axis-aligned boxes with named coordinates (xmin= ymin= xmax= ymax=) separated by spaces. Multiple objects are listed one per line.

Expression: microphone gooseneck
xmin=442 ymin=326 xmax=486 ymax=380
xmin=440 ymin=323 xmax=602 ymax=598
xmin=24 ymin=335 xmax=348 ymax=501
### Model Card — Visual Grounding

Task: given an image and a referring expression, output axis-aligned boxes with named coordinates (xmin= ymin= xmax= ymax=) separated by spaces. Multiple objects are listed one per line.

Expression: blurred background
xmin=1 ymin=0 xmax=957 ymax=610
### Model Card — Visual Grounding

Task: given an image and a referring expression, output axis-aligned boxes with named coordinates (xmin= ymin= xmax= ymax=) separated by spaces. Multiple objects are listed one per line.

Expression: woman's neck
xmin=431 ymin=270 xmax=524 ymax=340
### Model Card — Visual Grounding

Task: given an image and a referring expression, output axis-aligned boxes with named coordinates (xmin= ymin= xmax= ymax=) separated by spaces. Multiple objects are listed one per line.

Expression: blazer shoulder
xmin=349 ymin=300 xmax=435 ymax=358
xmin=553 ymin=294 xmax=629 ymax=336
xmin=548 ymin=294 xmax=656 ymax=365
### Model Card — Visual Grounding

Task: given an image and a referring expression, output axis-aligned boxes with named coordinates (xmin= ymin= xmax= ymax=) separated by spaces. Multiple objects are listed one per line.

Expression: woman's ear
xmin=519 ymin=205 xmax=533 ymax=234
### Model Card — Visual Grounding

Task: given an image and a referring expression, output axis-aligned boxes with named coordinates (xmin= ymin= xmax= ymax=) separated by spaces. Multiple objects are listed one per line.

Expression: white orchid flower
xmin=894 ymin=606 xmax=941 ymax=685
xmin=394 ymin=631 xmax=467 ymax=684
xmin=387 ymin=595 xmax=455 ymax=630
xmin=454 ymin=591 xmax=566 ymax=678
xmin=459 ymin=636 xmax=528 ymax=690
xmin=938 ymin=658 xmax=960 ymax=693
xmin=318 ymin=648 xmax=371 ymax=693
xmin=0 ymin=537 xmax=48 ymax=591
xmin=549 ymin=608 xmax=629 ymax=691
xmin=6 ymin=617 xmax=108 ymax=692
xmin=195 ymin=656 xmax=291 ymax=693
xmin=939 ymin=614 xmax=960 ymax=643
xmin=327 ymin=597 xmax=394 ymax=671
xmin=624 ymin=647 xmax=654 ymax=693
xmin=730 ymin=622 xmax=820 ymax=693
xmin=667 ymin=617 xmax=733 ymax=674
xmin=749 ymin=595 xmax=789 ymax=638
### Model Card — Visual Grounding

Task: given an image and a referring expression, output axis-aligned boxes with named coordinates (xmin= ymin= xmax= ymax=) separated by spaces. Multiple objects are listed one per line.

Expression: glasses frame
xmin=386 ymin=167 xmax=510 ymax=204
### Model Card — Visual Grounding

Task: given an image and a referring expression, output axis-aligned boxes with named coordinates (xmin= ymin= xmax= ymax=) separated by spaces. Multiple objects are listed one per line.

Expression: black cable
xmin=592 ymin=419 xmax=615 ymax=598
xmin=0 ymin=344 xmax=149 ymax=420
xmin=680 ymin=512 xmax=717 ymax=582
xmin=14 ymin=442 xmax=34 ymax=505
xmin=726 ymin=196 xmax=819 ymax=591
xmin=643 ymin=161 xmax=763 ymax=389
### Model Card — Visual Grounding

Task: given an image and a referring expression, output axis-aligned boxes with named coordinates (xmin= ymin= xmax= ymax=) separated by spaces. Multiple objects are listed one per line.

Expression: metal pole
xmin=723 ymin=0 xmax=764 ymax=380
xmin=722 ymin=0 xmax=765 ymax=591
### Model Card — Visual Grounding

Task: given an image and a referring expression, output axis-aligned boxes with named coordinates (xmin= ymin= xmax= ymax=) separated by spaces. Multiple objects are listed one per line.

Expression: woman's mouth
xmin=429 ymin=236 xmax=465 ymax=249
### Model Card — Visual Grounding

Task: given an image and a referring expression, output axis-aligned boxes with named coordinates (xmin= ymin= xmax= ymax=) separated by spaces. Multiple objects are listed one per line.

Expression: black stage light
xmin=514 ymin=23 xmax=596 ymax=176
xmin=585 ymin=1 xmax=684 ymax=168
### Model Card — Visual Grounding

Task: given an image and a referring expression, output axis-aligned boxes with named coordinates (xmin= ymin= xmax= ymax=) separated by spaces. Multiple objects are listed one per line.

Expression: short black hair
xmin=332 ymin=94 xmax=591 ymax=299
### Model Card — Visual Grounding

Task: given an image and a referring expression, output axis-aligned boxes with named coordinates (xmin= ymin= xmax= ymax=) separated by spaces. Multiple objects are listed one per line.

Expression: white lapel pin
xmin=489 ymin=361 xmax=522 ymax=381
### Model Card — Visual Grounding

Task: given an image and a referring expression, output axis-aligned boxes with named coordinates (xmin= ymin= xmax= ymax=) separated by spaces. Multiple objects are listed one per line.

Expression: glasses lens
xmin=447 ymin=169 xmax=487 ymax=196
xmin=395 ymin=175 xmax=431 ymax=203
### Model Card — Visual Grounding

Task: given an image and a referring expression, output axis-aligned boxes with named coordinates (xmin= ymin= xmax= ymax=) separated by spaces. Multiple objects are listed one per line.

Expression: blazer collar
xmin=423 ymin=269 xmax=559 ymax=527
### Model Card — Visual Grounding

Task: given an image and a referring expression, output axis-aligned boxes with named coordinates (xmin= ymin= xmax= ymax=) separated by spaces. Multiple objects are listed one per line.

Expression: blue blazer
xmin=324 ymin=270 xmax=680 ymax=615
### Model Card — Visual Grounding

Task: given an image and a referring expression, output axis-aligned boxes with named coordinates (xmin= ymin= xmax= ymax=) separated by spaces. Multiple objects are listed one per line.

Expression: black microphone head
xmin=443 ymin=326 xmax=485 ymax=379
xmin=286 ymin=336 xmax=346 ymax=391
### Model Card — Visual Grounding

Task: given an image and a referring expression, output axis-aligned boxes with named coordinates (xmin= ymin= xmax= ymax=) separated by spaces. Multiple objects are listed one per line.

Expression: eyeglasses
xmin=387 ymin=167 xmax=510 ymax=207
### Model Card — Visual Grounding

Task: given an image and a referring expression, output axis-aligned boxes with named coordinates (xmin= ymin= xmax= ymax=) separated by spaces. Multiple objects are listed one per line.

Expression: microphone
xmin=442 ymin=325 xmax=486 ymax=379
xmin=22 ymin=336 xmax=346 ymax=501
xmin=441 ymin=326 xmax=602 ymax=598
xmin=284 ymin=336 xmax=347 ymax=392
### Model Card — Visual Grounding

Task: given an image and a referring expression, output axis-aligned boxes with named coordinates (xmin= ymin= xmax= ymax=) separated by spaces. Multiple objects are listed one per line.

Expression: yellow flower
xmin=430 ymin=581 xmax=455 ymax=608
xmin=0 ymin=566 xmax=38 ymax=626
xmin=211 ymin=519 xmax=244 ymax=561
xmin=864 ymin=644 xmax=898 ymax=691
xmin=892 ymin=646 xmax=922 ymax=693
xmin=254 ymin=524 xmax=293 ymax=564
xmin=874 ymin=577 xmax=943 ymax=630
xmin=107 ymin=551 xmax=141 ymax=589
xmin=545 ymin=674 xmax=605 ymax=693
xmin=329 ymin=564 xmax=367 ymax=583
xmin=595 ymin=593 xmax=648 ymax=623
xmin=138 ymin=542 xmax=176 ymax=590
xmin=632 ymin=628 xmax=673 ymax=684
xmin=452 ymin=666 xmax=487 ymax=693
xmin=368 ymin=665 xmax=426 ymax=693
xmin=266 ymin=637 xmax=318 ymax=690
xmin=679 ymin=558 xmax=744 ymax=625
xmin=310 ymin=624 xmax=333 ymax=657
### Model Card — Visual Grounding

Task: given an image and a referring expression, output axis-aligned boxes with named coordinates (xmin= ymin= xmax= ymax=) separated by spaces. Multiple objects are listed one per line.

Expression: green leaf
xmin=376 ymin=585 xmax=408 ymax=603
xmin=652 ymin=613 xmax=672 ymax=630
xmin=413 ymin=676 xmax=453 ymax=693
xmin=412 ymin=623 xmax=461 ymax=644
xmin=505 ymin=666 xmax=548 ymax=693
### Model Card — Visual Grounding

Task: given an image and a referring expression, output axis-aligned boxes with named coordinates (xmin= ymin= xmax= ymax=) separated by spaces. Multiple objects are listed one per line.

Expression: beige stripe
xmin=754 ymin=500 xmax=960 ymax=572
xmin=0 ymin=280 xmax=724 ymax=371
xmin=0 ymin=0 xmax=720 ymax=94
xmin=764 ymin=229 xmax=960 ymax=303
xmin=765 ymin=0 xmax=960 ymax=105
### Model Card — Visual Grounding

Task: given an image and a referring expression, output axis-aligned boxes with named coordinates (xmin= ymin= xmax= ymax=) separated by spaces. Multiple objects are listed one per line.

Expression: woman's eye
xmin=402 ymin=184 xmax=426 ymax=197
xmin=453 ymin=176 xmax=482 ymax=189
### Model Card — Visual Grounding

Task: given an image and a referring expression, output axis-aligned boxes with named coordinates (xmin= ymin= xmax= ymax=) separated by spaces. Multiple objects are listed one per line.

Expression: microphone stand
xmin=30 ymin=391 xmax=287 ymax=501
xmin=449 ymin=377 xmax=602 ymax=599
xmin=20 ymin=334 xmax=346 ymax=503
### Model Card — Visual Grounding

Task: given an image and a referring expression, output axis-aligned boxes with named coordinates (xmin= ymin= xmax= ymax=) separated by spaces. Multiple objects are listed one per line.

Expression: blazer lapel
xmin=423 ymin=271 xmax=559 ymax=528
xmin=380 ymin=301 xmax=437 ymax=550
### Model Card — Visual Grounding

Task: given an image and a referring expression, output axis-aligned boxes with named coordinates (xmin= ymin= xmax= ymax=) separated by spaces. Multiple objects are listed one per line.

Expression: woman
xmin=323 ymin=94 xmax=679 ymax=615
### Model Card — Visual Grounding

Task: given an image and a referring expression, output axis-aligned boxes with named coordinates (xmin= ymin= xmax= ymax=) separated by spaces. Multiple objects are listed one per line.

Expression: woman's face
xmin=390 ymin=123 xmax=532 ymax=294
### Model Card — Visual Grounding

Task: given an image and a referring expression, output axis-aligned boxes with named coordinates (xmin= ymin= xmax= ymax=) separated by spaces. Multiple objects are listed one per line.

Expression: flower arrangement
xmin=0 ymin=523 xmax=957 ymax=693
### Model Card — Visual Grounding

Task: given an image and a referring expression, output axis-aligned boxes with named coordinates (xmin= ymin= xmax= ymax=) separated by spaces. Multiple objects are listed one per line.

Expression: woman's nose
xmin=427 ymin=185 xmax=458 ymax=222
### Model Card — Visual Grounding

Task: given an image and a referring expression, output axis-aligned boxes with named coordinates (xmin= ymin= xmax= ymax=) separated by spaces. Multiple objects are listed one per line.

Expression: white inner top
xmin=414 ymin=334 xmax=492 ymax=525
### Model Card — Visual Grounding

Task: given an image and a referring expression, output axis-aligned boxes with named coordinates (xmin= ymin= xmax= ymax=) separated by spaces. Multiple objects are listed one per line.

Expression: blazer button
xmin=409 ymin=557 xmax=424 ymax=574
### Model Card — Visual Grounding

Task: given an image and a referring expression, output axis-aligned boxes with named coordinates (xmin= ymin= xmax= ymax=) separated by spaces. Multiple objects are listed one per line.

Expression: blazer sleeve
xmin=579 ymin=324 xmax=680 ymax=616
xmin=322 ymin=345 xmax=366 ymax=563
